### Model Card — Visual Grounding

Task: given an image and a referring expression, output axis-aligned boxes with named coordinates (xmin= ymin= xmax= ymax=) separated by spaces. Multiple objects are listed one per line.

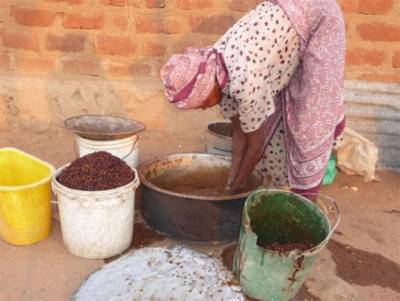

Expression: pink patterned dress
xmin=215 ymin=0 xmax=345 ymax=193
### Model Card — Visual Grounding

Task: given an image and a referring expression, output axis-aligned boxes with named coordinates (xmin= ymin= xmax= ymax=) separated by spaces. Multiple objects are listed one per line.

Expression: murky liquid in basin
xmin=149 ymin=166 xmax=261 ymax=196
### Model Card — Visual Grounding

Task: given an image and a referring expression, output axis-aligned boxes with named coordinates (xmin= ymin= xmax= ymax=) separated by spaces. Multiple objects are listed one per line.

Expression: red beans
xmin=57 ymin=152 xmax=134 ymax=191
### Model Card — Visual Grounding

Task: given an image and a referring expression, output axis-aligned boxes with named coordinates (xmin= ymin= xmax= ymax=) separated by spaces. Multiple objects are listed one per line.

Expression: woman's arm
xmin=230 ymin=122 xmax=268 ymax=191
xmin=225 ymin=115 xmax=247 ymax=191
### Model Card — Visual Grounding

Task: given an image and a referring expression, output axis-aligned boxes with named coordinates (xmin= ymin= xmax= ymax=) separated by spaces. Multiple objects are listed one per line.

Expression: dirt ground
xmin=0 ymin=127 xmax=399 ymax=301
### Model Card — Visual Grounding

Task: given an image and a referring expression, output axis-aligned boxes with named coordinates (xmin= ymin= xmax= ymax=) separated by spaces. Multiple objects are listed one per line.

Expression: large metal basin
xmin=138 ymin=153 xmax=263 ymax=244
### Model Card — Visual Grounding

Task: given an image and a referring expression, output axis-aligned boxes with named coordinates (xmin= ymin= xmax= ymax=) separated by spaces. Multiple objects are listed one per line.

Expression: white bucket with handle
xmin=76 ymin=135 xmax=139 ymax=168
xmin=52 ymin=164 xmax=140 ymax=259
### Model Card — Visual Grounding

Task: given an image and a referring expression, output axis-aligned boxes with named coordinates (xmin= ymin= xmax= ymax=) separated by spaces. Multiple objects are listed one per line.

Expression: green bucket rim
xmin=242 ymin=189 xmax=340 ymax=257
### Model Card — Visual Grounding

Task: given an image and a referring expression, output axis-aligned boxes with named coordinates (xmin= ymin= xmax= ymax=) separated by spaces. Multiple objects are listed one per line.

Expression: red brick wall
xmin=0 ymin=0 xmax=399 ymax=83
xmin=340 ymin=0 xmax=400 ymax=82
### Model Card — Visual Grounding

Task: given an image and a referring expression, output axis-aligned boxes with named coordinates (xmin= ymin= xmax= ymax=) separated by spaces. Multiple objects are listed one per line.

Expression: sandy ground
xmin=1 ymin=127 xmax=399 ymax=301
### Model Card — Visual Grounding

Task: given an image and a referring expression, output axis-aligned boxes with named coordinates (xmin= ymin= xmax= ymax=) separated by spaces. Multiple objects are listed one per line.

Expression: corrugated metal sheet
xmin=344 ymin=80 xmax=400 ymax=172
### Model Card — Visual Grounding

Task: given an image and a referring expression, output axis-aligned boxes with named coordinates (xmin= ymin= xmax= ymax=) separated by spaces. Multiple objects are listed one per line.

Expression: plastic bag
xmin=336 ymin=128 xmax=378 ymax=182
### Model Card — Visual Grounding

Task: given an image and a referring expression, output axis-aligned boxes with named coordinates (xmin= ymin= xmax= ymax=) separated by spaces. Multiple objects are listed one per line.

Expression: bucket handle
xmin=106 ymin=138 xmax=138 ymax=169
xmin=120 ymin=137 xmax=138 ymax=161
xmin=74 ymin=139 xmax=79 ymax=157
xmin=302 ymin=193 xmax=341 ymax=256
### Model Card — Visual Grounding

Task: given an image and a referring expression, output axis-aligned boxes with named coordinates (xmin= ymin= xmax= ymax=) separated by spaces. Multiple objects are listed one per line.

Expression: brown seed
xmin=57 ymin=151 xmax=134 ymax=191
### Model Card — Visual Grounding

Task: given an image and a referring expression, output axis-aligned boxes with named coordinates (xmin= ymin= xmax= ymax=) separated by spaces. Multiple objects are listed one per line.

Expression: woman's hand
xmin=225 ymin=115 xmax=247 ymax=192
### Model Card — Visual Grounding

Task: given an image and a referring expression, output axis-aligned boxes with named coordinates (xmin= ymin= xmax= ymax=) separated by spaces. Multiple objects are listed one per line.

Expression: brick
xmin=96 ymin=34 xmax=136 ymax=56
xmin=359 ymin=0 xmax=393 ymax=15
xmin=100 ymin=0 xmax=140 ymax=7
xmin=107 ymin=64 xmax=131 ymax=77
xmin=108 ymin=62 xmax=152 ymax=77
xmin=64 ymin=14 xmax=104 ymax=29
xmin=62 ymin=58 xmax=102 ymax=76
xmin=358 ymin=72 xmax=400 ymax=83
xmin=0 ymin=29 xmax=38 ymax=51
xmin=178 ymin=0 xmax=217 ymax=10
xmin=0 ymin=52 xmax=9 ymax=71
xmin=190 ymin=15 xmax=236 ymax=34
xmin=176 ymin=0 xmax=191 ymax=10
xmin=130 ymin=62 xmax=152 ymax=76
xmin=393 ymin=51 xmax=400 ymax=69
xmin=101 ymin=0 xmax=127 ymax=6
xmin=193 ymin=0 xmax=213 ymax=9
xmin=15 ymin=57 xmax=54 ymax=73
xmin=146 ymin=0 xmax=165 ymax=8
xmin=357 ymin=23 xmax=400 ymax=41
xmin=136 ymin=16 xmax=180 ymax=34
xmin=337 ymin=0 xmax=359 ymax=13
xmin=45 ymin=0 xmax=83 ymax=4
xmin=46 ymin=33 xmax=86 ymax=52
xmin=144 ymin=42 xmax=166 ymax=56
xmin=173 ymin=36 xmax=216 ymax=52
xmin=346 ymin=48 xmax=385 ymax=66
xmin=113 ymin=16 xmax=128 ymax=30
xmin=11 ymin=7 xmax=55 ymax=27
xmin=228 ymin=0 xmax=258 ymax=12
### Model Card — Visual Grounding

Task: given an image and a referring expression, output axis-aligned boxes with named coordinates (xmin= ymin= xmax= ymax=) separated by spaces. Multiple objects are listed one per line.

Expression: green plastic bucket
xmin=233 ymin=189 xmax=340 ymax=301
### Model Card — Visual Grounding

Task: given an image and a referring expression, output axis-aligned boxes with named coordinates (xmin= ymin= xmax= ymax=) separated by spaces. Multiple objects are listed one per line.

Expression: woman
xmin=160 ymin=0 xmax=345 ymax=196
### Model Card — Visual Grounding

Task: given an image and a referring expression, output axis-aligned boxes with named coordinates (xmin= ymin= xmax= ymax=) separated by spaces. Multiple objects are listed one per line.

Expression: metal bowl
xmin=64 ymin=115 xmax=145 ymax=141
xmin=138 ymin=153 xmax=264 ymax=244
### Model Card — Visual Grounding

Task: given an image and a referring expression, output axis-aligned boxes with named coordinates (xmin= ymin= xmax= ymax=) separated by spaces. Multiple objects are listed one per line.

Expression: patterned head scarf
xmin=160 ymin=47 xmax=228 ymax=110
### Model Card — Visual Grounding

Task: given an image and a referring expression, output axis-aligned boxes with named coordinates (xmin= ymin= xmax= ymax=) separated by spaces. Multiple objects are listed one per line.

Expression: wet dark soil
xmin=131 ymin=222 xmax=165 ymax=249
xmin=150 ymin=166 xmax=261 ymax=196
xmin=221 ymin=244 xmax=236 ymax=271
xmin=57 ymin=151 xmax=134 ymax=191
xmin=104 ymin=222 xmax=165 ymax=263
xmin=328 ymin=239 xmax=400 ymax=293
xmin=294 ymin=285 xmax=321 ymax=301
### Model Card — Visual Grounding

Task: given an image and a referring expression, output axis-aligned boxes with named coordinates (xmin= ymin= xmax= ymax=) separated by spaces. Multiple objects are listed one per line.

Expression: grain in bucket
xmin=52 ymin=152 xmax=140 ymax=259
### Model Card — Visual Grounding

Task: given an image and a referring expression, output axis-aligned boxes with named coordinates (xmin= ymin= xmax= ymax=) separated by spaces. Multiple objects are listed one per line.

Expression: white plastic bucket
xmin=52 ymin=165 xmax=140 ymax=259
xmin=76 ymin=135 xmax=139 ymax=168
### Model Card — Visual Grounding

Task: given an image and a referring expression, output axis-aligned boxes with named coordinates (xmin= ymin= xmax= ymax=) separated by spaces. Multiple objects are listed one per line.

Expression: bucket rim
xmin=52 ymin=163 xmax=140 ymax=197
xmin=0 ymin=147 xmax=55 ymax=191
xmin=242 ymin=188 xmax=340 ymax=257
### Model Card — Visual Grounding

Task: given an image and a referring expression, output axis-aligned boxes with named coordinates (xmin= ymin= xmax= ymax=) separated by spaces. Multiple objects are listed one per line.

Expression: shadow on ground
xmin=328 ymin=239 xmax=400 ymax=293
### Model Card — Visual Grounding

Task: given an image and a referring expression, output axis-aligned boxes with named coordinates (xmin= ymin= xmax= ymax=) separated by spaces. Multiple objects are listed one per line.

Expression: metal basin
xmin=138 ymin=153 xmax=264 ymax=244
xmin=64 ymin=115 xmax=145 ymax=141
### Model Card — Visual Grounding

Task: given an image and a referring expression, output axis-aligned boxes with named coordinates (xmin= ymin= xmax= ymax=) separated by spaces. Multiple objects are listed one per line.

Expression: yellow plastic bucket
xmin=0 ymin=148 xmax=55 ymax=245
